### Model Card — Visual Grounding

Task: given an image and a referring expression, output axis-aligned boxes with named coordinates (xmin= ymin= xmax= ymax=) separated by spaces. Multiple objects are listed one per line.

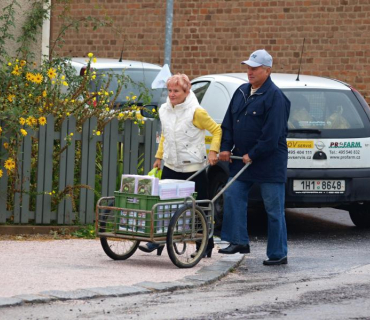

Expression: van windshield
xmin=283 ymin=89 xmax=370 ymax=138
xmin=90 ymin=69 xmax=162 ymax=107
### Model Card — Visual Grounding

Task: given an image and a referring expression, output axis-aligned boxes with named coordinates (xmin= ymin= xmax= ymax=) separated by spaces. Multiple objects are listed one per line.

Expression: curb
xmin=0 ymin=253 xmax=245 ymax=308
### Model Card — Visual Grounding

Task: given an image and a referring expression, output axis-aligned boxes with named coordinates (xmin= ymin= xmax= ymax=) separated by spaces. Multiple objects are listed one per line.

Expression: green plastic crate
xmin=114 ymin=191 xmax=196 ymax=236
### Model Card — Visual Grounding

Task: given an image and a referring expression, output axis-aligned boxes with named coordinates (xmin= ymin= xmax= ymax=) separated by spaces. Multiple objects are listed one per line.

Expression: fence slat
xmin=0 ymin=129 xmax=9 ymax=223
xmin=77 ymin=116 xmax=102 ymax=224
xmin=20 ymin=132 xmax=32 ymax=223
xmin=101 ymin=121 xmax=111 ymax=197
xmin=64 ymin=117 xmax=76 ymax=224
xmin=107 ymin=119 xmax=118 ymax=197
xmin=123 ymin=120 xmax=132 ymax=174
xmin=78 ymin=117 xmax=90 ymax=224
xmin=129 ymin=124 xmax=139 ymax=174
xmin=58 ymin=116 xmax=76 ymax=224
xmin=42 ymin=115 xmax=55 ymax=224
xmin=86 ymin=117 xmax=97 ymax=224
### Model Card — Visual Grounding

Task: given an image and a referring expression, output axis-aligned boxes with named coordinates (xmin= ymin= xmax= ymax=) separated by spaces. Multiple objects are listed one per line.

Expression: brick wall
xmin=51 ymin=0 xmax=370 ymax=101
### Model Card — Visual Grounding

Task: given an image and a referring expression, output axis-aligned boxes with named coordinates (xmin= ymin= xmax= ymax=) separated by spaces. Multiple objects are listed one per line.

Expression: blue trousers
xmin=221 ymin=179 xmax=288 ymax=259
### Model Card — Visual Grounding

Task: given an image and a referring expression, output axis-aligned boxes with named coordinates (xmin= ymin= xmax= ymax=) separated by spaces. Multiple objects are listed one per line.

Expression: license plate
xmin=293 ymin=180 xmax=345 ymax=193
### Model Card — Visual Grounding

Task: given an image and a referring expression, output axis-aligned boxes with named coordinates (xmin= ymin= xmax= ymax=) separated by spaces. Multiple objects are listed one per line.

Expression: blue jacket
xmin=220 ymin=76 xmax=290 ymax=183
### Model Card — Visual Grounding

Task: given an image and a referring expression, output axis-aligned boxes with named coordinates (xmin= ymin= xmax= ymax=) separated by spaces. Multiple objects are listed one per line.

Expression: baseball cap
xmin=241 ymin=49 xmax=273 ymax=68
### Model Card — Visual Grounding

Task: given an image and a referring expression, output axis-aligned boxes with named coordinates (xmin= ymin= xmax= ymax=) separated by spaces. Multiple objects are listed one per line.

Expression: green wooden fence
xmin=0 ymin=115 xmax=159 ymax=225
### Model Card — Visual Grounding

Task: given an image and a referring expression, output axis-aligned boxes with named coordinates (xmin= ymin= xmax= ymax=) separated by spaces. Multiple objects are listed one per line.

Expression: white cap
xmin=241 ymin=49 xmax=273 ymax=68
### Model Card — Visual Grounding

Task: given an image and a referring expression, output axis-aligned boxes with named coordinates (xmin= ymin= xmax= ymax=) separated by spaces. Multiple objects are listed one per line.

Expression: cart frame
xmin=95 ymin=156 xmax=248 ymax=268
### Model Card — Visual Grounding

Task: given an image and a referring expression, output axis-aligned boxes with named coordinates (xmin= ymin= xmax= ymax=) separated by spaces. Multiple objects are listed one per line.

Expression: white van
xmin=191 ymin=73 xmax=370 ymax=231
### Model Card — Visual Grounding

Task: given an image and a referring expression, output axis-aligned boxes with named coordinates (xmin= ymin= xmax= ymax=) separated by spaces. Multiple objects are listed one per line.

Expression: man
xmin=218 ymin=49 xmax=290 ymax=266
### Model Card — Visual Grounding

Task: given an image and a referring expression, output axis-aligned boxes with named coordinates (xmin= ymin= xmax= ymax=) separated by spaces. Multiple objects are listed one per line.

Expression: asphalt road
xmin=2 ymin=207 xmax=370 ymax=320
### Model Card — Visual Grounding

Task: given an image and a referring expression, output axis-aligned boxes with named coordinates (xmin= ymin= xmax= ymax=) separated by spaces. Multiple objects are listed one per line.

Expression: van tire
xmin=208 ymin=171 xmax=228 ymax=235
xmin=349 ymin=203 xmax=370 ymax=228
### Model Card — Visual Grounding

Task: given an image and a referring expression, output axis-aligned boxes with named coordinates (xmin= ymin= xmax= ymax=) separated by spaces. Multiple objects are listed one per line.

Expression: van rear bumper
xmin=249 ymin=168 xmax=370 ymax=207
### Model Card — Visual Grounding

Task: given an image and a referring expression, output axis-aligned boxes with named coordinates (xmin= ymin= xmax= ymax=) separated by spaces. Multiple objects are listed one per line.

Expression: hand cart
xmin=95 ymin=156 xmax=249 ymax=268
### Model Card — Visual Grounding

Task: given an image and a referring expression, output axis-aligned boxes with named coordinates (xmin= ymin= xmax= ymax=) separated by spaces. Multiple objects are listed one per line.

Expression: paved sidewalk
xmin=0 ymin=238 xmax=244 ymax=308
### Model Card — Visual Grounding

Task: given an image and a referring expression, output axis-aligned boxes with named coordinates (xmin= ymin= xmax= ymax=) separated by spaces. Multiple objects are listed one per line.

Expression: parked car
xmin=191 ymin=73 xmax=370 ymax=231
xmin=69 ymin=58 xmax=164 ymax=107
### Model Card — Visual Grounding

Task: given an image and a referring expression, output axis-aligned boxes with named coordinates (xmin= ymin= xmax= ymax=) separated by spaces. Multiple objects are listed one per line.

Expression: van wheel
xmin=209 ymin=171 xmax=228 ymax=235
xmin=349 ymin=203 xmax=370 ymax=228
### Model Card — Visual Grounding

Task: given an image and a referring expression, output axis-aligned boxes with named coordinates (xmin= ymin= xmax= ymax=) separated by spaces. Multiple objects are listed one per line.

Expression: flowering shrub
xmin=0 ymin=0 xmax=158 ymax=216
xmin=0 ymin=53 xmax=156 ymax=179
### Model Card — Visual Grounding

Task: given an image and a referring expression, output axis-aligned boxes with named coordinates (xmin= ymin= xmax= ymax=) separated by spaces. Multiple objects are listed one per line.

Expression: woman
xmin=138 ymin=73 xmax=221 ymax=258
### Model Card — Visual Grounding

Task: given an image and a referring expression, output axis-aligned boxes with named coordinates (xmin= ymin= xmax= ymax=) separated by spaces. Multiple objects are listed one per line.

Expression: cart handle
xmin=185 ymin=155 xmax=249 ymax=202
xmin=210 ymin=156 xmax=250 ymax=204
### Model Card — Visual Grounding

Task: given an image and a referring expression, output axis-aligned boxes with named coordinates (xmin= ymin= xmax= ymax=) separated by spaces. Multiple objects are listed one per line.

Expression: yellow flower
xmin=7 ymin=94 xmax=15 ymax=102
xmin=62 ymin=81 xmax=68 ymax=86
xmin=70 ymin=132 xmax=74 ymax=136
xmin=7 ymin=62 xmax=11 ymax=66
xmin=132 ymin=95 xmax=137 ymax=100
xmin=66 ymin=112 xmax=70 ymax=116
xmin=0 ymin=169 xmax=3 ymax=178
xmin=4 ymin=158 xmax=16 ymax=171
xmin=141 ymin=121 xmax=145 ymax=125
xmin=33 ymin=73 xmax=43 ymax=84
xmin=47 ymin=68 xmax=57 ymax=79
xmin=105 ymin=107 xmax=110 ymax=112
xmin=3 ymin=143 xmax=8 ymax=149
xmin=19 ymin=117 xmax=26 ymax=125
xmin=152 ymin=108 xmax=156 ymax=113
xmin=38 ymin=117 xmax=47 ymax=126
xmin=96 ymin=131 xmax=101 ymax=136
xmin=88 ymin=52 xmax=94 ymax=58
xmin=20 ymin=60 xmax=26 ymax=67
xmin=12 ymin=65 xmax=21 ymax=76
xmin=93 ymin=57 xmax=97 ymax=63
xmin=26 ymin=72 xmax=34 ymax=81
xmin=20 ymin=129 xmax=28 ymax=136
xmin=0 ymin=127 xmax=2 ymax=135
xmin=26 ymin=117 xmax=34 ymax=126
xmin=61 ymin=75 xmax=65 ymax=80
xmin=126 ymin=96 xmax=130 ymax=100
xmin=91 ymin=75 xmax=96 ymax=80
xmin=42 ymin=90 xmax=47 ymax=97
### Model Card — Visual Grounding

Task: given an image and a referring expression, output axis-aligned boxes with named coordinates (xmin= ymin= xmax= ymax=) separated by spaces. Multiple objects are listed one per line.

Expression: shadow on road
xmin=247 ymin=207 xmax=370 ymax=241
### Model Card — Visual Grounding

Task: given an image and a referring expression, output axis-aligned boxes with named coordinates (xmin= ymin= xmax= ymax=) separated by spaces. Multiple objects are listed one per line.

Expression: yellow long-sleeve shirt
xmin=155 ymin=107 xmax=222 ymax=159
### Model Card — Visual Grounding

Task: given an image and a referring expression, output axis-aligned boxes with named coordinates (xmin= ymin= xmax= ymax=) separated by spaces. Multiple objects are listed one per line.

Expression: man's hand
xmin=208 ymin=150 xmax=218 ymax=166
xmin=243 ymin=154 xmax=252 ymax=164
xmin=219 ymin=151 xmax=231 ymax=162
xmin=153 ymin=158 xmax=162 ymax=169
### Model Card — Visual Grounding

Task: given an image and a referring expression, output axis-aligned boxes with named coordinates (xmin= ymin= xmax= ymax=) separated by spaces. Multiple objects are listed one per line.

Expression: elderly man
xmin=218 ymin=49 xmax=291 ymax=266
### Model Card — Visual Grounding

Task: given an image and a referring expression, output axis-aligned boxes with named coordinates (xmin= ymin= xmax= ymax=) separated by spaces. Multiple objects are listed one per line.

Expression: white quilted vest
xmin=159 ymin=90 xmax=206 ymax=172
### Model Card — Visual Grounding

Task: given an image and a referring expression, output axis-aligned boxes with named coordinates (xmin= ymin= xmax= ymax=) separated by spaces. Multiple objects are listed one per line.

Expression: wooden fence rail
xmin=0 ymin=115 xmax=159 ymax=225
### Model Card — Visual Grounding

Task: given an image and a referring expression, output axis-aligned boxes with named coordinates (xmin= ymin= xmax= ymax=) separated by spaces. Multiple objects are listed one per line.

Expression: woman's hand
xmin=153 ymin=158 xmax=162 ymax=169
xmin=208 ymin=150 xmax=218 ymax=166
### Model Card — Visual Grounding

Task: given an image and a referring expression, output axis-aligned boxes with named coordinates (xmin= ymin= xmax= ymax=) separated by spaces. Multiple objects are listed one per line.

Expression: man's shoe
xmin=218 ymin=243 xmax=250 ymax=254
xmin=263 ymin=256 xmax=288 ymax=265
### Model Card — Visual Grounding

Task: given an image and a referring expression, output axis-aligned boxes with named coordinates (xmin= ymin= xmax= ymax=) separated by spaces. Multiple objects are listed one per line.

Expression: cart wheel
xmin=166 ymin=204 xmax=208 ymax=268
xmin=99 ymin=206 xmax=139 ymax=260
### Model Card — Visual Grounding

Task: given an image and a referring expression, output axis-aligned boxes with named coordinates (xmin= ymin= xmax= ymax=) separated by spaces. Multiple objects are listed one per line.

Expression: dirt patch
xmin=0 ymin=232 xmax=82 ymax=241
